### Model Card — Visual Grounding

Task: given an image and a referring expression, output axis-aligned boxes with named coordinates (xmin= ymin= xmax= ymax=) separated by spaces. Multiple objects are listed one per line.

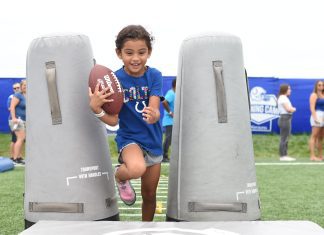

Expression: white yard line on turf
xmin=256 ymin=162 xmax=324 ymax=165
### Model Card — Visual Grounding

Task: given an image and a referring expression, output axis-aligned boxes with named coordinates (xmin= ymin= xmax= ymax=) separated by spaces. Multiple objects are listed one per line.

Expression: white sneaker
xmin=280 ymin=156 xmax=296 ymax=161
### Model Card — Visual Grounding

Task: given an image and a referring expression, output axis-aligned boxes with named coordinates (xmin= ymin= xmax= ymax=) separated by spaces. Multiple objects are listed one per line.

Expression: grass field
xmin=1 ymin=133 xmax=324 ymax=235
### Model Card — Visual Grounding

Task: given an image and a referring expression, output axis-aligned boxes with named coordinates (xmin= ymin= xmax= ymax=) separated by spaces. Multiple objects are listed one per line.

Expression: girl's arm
xmin=283 ymin=102 xmax=296 ymax=113
xmin=309 ymin=93 xmax=319 ymax=122
xmin=10 ymin=96 xmax=20 ymax=123
xmin=162 ymin=100 xmax=173 ymax=117
xmin=143 ymin=96 xmax=160 ymax=124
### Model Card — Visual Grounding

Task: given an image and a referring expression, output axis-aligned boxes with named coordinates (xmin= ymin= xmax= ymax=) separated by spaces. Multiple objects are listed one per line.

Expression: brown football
xmin=89 ymin=64 xmax=124 ymax=115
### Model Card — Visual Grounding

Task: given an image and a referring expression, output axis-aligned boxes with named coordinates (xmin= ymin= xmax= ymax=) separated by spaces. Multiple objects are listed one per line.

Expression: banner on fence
xmin=0 ymin=77 xmax=319 ymax=134
xmin=248 ymin=77 xmax=316 ymax=134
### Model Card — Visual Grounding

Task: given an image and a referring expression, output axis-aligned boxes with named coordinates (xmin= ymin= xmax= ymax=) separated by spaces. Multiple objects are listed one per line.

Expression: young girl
xmin=89 ymin=25 xmax=163 ymax=221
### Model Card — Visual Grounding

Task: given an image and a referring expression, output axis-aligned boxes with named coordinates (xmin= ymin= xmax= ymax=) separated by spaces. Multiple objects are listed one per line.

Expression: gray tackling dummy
xmin=167 ymin=33 xmax=261 ymax=221
xmin=24 ymin=34 xmax=119 ymax=228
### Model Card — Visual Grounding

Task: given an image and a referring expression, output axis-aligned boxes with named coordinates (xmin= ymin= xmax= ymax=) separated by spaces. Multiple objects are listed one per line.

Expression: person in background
xmin=7 ymin=83 xmax=21 ymax=163
xmin=308 ymin=80 xmax=324 ymax=161
xmin=277 ymin=84 xmax=296 ymax=161
xmin=162 ymin=78 xmax=176 ymax=163
xmin=89 ymin=25 xmax=163 ymax=221
xmin=9 ymin=80 xmax=26 ymax=164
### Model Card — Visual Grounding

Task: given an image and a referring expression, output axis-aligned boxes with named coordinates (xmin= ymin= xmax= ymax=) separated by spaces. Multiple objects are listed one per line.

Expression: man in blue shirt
xmin=162 ymin=79 xmax=176 ymax=162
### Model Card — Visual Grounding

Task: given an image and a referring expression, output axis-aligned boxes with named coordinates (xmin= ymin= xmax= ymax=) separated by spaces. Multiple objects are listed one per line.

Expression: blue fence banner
xmin=249 ymin=77 xmax=317 ymax=134
xmin=249 ymin=77 xmax=280 ymax=133
xmin=0 ymin=77 xmax=320 ymax=134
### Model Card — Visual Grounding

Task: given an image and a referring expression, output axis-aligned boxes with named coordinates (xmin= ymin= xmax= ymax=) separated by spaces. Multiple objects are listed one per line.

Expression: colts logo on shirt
xmin=124 ymin=86 xmax=149 ymax=113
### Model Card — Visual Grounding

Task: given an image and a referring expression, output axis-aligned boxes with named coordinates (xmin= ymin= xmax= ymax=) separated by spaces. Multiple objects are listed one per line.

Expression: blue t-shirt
xmin=115 ymin=67 xmax=163 ymax=156
xmin=162 ymin=89 xmax=175 ymax=127
xmin=9 ymin=93 xmax=26 ymax=121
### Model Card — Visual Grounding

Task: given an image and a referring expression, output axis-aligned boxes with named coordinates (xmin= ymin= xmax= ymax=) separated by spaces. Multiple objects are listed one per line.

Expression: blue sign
xmin=250 ymin=86 xmax=279 ymax=132
xmin=248 ymin=77 xmax=317 ymax=134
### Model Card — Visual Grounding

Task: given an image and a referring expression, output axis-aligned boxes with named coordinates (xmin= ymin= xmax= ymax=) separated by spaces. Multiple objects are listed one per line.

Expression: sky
xmin=1 ymin=0 xmax=324 ymax=78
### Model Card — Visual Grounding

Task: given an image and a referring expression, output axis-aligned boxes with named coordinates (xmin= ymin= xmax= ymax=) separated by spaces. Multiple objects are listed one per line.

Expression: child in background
xmin=162 ymin=78 xmax=176 ymax=162
xmin=89 ymin=25 xmax=163 ymax=221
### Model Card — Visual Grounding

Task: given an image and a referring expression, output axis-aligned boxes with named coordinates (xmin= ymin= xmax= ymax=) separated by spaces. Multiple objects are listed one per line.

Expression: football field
xmin=1 ymin=161 xmax=324 ymax=235
xmin=1 ymin=132 xmax=324 ymax=234
xmin=117 ymin=162 xmax=324 ymax=226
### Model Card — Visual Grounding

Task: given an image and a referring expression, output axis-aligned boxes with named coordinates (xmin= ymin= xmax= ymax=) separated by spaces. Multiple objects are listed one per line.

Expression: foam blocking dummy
xmin=0 ymin=157 xmax=14 ymax=172
xmin=24 ymin=34 xmax=119 ymax=227
xmin=166 ymin=33 xmax=261 ymax=221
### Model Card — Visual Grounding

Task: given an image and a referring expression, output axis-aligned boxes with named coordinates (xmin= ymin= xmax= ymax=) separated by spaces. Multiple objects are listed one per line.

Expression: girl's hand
xmin=142 ymin=106 xmax=159 ymax=124
xmin=89 ymin=83 xmax=114 ymax=113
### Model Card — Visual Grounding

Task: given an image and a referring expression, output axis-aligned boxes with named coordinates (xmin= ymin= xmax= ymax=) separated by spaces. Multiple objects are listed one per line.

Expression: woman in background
xmin=308 ymin=80 xmax=324 ymax=161
xmin=277 ymin=84 xmax=296 ymax=161
xmin=9 ymin=80 xmax=26 ymax=164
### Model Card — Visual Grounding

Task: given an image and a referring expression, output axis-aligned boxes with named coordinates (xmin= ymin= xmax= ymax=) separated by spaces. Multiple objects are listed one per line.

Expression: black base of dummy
xmin=166 ymin=215 xmax=185 ymax=222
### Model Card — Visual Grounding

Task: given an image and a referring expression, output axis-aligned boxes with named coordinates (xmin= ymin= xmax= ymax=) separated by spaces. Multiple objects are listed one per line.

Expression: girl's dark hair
xmin=278 ymin=84 xmax=289 ymax=97
xmin=115 ymin=25 xmax=154 ymax=51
